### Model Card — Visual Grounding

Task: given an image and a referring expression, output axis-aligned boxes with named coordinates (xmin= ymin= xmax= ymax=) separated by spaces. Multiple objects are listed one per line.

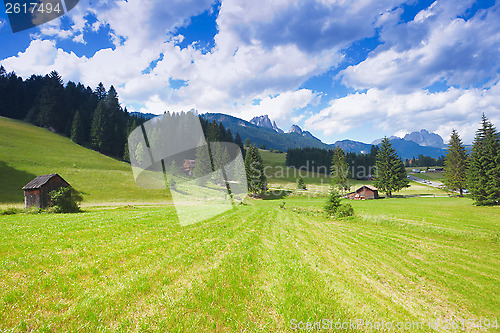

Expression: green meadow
xmin=0 ymin=117 xmax=169 ymax=205
xmin=0 ymin=198 xmax=498 ymax=332
xmin=0 ymin=118 xmax=499 ymax=332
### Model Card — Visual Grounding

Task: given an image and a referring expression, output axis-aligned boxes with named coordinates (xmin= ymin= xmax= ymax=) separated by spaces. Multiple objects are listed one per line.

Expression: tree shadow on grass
xmin=262 ymin=190 xmax=292 ymax=200
xmin=0 ymin=160 xmax=36 ymax=203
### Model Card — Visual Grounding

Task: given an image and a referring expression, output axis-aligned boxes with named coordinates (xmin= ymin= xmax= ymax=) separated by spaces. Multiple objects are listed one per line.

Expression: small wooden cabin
xmin=182 ymin=159 xmax=196 ymax=176
xmin=347 ymin=185 xmax=379 ymax=200
xmin=22 ymin=174 xmax=70 ymax=209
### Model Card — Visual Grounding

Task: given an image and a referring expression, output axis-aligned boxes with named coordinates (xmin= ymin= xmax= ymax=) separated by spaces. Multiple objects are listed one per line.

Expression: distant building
xmin=22 ymin=174 xmax=70 ymax=209
xmin=412 ymin=169 xmax=421 ymax=173
xmin=182 ymin=159 xmax=196 ymax=176
xmin=347 ymin=185 xmax=379 ymax=200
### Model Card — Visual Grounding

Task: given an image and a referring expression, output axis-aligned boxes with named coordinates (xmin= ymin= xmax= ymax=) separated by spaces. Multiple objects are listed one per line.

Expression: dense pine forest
xmin=286 ymin=146 xmax=380 ymax=179
xmin=0 ymin=66 xmax=240 ymax=161
xmin=287 ymin=146 xmax=445 ymax=178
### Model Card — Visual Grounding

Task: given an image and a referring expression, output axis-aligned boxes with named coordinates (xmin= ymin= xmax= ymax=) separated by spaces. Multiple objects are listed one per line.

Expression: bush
xmin=324 ymin=188 xmax=354 ymax=218
xmin=324 ymin=189 xmax=342 ymax=216
xmin=296 ymin=177 xmax=307 ymax=190
xmin=336 ymin=203 xmax=354 ymax=218
xmin=0 ymin=207 xmax=23 ymax=215
xmin=49 ymin=187 xmax=82 ymax=213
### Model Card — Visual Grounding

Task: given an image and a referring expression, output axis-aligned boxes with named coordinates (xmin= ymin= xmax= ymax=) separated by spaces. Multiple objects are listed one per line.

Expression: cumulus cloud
xmin=218 ymin=0 xmax=406 ymax=53
xmin=2 ymin=0 xmax=499 ymax=144
xmin=231 ymin=89 xmax=319 ymax=122
xmin=305 ymin=84 xmax=500 ymax=144
xmin=341 ymin=0 xmax=500 ymax=92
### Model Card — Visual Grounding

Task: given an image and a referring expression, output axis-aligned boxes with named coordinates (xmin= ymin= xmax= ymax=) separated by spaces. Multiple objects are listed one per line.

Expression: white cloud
xmin=232 ymin=89 xmax=319 ymax=122
xmin=2 ymin=0 xmax=400 ymax=115
xmin=38 ymin=26 xmax=74 ymax=39
xmin=341 ymin=0 xmax=500 ymax=92
xmin=2 ymin=0 xmax=499 ymax=146
xmin=72 ymin=33 xmax=86 ymax=44
xmin=305 ymin=83 xmax=500 ymax=144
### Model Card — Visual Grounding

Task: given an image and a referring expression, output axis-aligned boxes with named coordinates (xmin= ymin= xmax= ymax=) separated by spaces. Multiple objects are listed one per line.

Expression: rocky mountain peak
xmin=404 ymin=129 xmax=445 ymax=148
xmin=250 ymin=115 xmax=284 ymax=133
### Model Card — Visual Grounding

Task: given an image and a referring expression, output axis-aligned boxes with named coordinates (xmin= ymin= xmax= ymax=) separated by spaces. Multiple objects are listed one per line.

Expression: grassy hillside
xmin=0 ymin=117 xmax=170 ymax=204
xmin=0 ymin=197 xmax=497 ymax=331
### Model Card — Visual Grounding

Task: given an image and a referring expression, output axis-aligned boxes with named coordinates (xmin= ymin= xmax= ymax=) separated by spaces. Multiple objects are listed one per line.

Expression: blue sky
xmin=1 ymin=0 xmax=499 ymax=144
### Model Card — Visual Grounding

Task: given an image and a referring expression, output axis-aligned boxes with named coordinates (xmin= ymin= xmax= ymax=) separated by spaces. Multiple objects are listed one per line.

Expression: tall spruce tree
xmin=244 ymin=145 xmax=266 ymax=195
xmin=95 ymin=82 xmax=106 ymax=101
xmin=193 ymin=142 xmax=213 ymax=186
xmin=374 ymin=137 xmax=409 ymax=197
xmin=444 ymin=129 xmax=468 ymax=196
xmin=70 ymin=110 xmax=85 ymax=144
xmin=468 ymin=115 xmax=500 ymax=205
xmin=330 ymin=146 xmax=350 ymax=195
xmin=30 ymin=71 xmax=65 ymax=131
xmin=234 ymin=132 xmax=245 ymax=159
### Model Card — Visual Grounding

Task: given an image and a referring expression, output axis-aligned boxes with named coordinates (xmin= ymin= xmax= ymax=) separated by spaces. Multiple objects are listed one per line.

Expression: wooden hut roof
xmin=22 ymin=174 xmax=67 ymax=190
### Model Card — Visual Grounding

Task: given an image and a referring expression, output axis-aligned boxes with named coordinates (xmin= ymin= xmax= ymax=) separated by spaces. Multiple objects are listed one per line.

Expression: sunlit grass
xmin=0 ymin=117 xmax=170 ymax=204
xmin=0 ymin=197 xmax=498 ymax=331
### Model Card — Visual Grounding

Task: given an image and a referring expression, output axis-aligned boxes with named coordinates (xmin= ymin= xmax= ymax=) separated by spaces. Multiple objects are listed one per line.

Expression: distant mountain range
xmin=203 ymin=113 xmax=331 ymax=151
xmin=131 ymin=111 xmax=447 ymax=159
xmin=371 ymin=129 xmax=446 ymax=149
xmin=249 ymin=115 xmax=321 ymax=140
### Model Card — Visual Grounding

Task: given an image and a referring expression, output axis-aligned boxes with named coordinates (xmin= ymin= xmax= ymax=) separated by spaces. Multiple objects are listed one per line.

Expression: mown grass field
xmin=0 ymin=117 xmax=169 ymax=204
xmin=1 ymin=119 xmax=498 ymax=332
xmin=0 ymin=197 xmax=498 ymax=332
xmin=412 ymin=172 xmax=445 ymax=181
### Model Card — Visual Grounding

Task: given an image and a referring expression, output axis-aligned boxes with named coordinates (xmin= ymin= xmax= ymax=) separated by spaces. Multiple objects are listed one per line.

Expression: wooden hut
xmin=182 ymin=159 xmax=196 ymax=176
xmin=346 ymin=185 xmax=379 ymax=200
xmin=22 ymin=174 xmax=70 ymax=209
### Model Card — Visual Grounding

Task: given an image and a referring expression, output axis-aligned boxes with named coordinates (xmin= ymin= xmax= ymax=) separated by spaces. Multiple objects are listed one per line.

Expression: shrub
xmin=26 ymin=206 xmax=42 ymax=214
xmin=49 ymin=187 xmax=82 ymax=213
xmin=324 ymin=189 xmax=342 ymax=216
xmin=336 ymin=203 xmax=354 ymax=218
xmin=0 ymin=207 xmax=23 ymax=215
xmin=325 ymin=188 xmax=354 ymax=218
xmin=296 ymin=177 xmax=307 ymax=190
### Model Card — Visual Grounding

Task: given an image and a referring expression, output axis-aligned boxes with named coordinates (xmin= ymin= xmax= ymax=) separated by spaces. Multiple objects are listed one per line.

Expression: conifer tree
xmin=244 ymin=145 xmax=267 ymax=195
xmin=32 ymin=71 xmax=64 ymax=131
xmin=169 ymin=159 xmax=179 ymax=177
xmin=374 ymin=137 xmax=409 ymax=197
xmin=330 ymin=146 xmax=350 ymax=195
xmin=206 ymin=120 xmax=222 ymax=142
xmin=297 ymin=177 xmax=306 ymax=190
xmin=324 ymin=188 xmax=342 ymax=216
xmin=70 ymin=110 xmax=85 ymax=144
xmin=95 ymin=82 xmax=106 ymax=101
xmin=90 ymin=101 xmax=105 ymax=151
xmin=193 ymin=142 xmax=212 ymax=186
xmin=213 ymin=144 xmax=231 ymax=171
xmin=444 ymin=129 xmax=468 ymax=196
xmin=468 ymin=115 xmax=500 ymax=205
xmin=234 ymin=132 xmax=245 ymax=159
